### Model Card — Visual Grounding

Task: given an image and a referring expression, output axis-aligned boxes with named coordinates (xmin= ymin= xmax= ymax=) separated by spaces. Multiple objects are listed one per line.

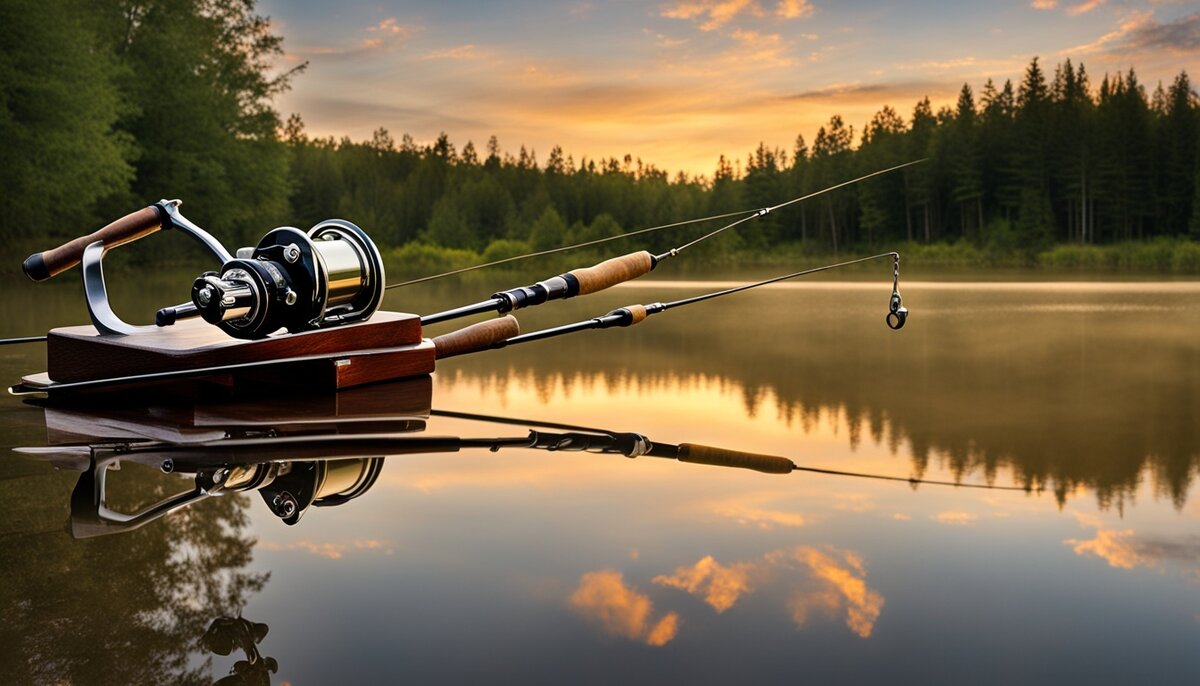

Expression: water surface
xmin=1 ymin=269 xmax=1198 ymax=685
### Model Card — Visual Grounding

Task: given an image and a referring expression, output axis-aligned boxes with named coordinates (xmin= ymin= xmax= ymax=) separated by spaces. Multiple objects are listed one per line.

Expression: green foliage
xmin=0 ymin=0 xmax=135 ymax=239
xmin=482 ymin=239 xmax=532 ymax=262
xmin=384 ymin=241 xmax=479 ymax=277
xmin=527 ymin=206 xmax=567 ymax=251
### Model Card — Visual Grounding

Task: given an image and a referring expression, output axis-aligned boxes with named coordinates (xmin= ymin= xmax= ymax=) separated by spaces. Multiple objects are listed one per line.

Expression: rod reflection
xmin=14 ymin=376 xmax=1031 ymax=539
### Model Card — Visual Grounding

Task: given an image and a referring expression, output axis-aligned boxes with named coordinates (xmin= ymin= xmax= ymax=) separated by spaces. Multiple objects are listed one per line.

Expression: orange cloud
xmin=1031 ymin=0 xmax=1058 ymax=9
xmin=258 ymin=538 xmax=392 ymax=560
xmin=655 ymin=546 xmax=885 ymax=637
xmin=369 ymin=18 xmax=415 ymax=35
xmin=654 ymin=555 xmax=756 ymax=612
xmin=1065 ymin=528 xmax=1152 ymax=569
xmin=728 ymin=29 xmax=795 ymax=68
xmin=776 ymin=0 xmax=814 ymax=19
xmin=782 ymin=547 xmax=884 ymax=638
xmin=568 ymin=570 xmax=680 ymax=646
xmin=932 ymin=511 xmax=978 ymax=526
xmin=662 ymin=0 xmax=764 ymax=31
xmin=714 ymin=503 xmax=806 ymax=529
xmin=422 ymin=44 xmax=485 ymax=61
xmin=1063 ymin=511 xmax=1200 ymax=577
xmin=1065 ymin=0 xmax=1106 ymax=16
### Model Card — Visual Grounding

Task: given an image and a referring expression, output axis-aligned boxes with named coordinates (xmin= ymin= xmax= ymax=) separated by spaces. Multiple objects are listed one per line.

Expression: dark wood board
xmin=45 ymin=311 xmax=423 ymax=383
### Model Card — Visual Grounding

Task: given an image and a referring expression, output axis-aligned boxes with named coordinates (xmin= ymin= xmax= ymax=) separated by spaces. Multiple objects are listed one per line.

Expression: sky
xmin=260 ymin=0 xmax=1200 ymax=176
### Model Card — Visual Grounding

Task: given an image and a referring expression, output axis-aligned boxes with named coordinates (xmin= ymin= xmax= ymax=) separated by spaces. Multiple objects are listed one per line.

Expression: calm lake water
xmin=1 ymin=264 xmax=1198 ymax=685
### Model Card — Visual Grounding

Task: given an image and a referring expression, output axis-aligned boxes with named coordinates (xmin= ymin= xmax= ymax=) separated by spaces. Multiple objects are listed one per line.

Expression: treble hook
xmin=886 ymin=253 xmax=907 ymax=330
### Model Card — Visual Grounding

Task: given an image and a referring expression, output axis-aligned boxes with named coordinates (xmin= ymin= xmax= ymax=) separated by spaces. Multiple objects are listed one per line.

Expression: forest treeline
xmin=3 ymin=0 xmax=1199 ymax=271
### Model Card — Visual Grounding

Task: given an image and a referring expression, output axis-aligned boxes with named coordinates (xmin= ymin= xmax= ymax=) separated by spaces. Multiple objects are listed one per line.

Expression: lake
xmin=1 ymin=265 xmax=1198 ymax=685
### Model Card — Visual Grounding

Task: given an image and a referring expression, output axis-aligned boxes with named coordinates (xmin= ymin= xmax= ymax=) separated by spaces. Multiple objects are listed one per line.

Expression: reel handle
xmin=23 ymin=205 xmax=163 ymax=281
xmin=676 ymin=443 xmax=796 ymax=474
xmin=433 ymin=315 xmax=520 ymax=359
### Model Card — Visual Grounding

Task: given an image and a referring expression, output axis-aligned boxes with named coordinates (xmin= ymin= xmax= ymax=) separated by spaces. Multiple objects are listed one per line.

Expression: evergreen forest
xmin=3 ymin=0 xmax=1199 ymax=273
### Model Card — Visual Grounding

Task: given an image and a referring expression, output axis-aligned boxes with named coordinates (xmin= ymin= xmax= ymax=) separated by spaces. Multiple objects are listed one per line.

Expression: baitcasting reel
xmin=174 ymin=220 xmax=386 ymax=339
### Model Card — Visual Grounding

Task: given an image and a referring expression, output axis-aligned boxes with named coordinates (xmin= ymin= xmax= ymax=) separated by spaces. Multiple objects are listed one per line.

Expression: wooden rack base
xmin=21 ymin=312 xmax=435 ymax=396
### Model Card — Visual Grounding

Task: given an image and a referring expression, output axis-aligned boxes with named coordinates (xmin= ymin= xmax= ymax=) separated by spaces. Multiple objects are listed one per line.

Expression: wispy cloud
xmin=363 ymin=17 xmax=421 ymax=50
xmin=662 ymin=0 xmax=764 ymax=31
xmin=714 ymin=503 xmax=807 ymax=529
xmin=1031 ymin=0 xmax=1058 ymax=9
xmin=932 ymin=511 xmax=978 ymax=526
xmin=661 ymin=0 xmax=813 ymax=30
xmin=1064 ymin=512 xmax=1200 ymax=573
xmin=728 ymin=29 xmax=795 ymax=67
xmin=1065 ymin=0 xmax=1106 ymax=17
xmin=296 ymin=17 xmax=421 ymax=59
xmin=422 ymin=44 xmax=485 ymax=61
xmin=568 ymin=570 xmax=680 ymax=646
xmin=781 ymin=80 xmax=956 ymax=105
xmin=259 ymin=538 xmax=393 ymax=560
xmin=1067 ymin=10 xmax=1200 ymax=56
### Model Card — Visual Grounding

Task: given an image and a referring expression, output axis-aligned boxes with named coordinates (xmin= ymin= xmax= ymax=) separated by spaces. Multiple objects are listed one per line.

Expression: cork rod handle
xmin=568 ymin=251 xmax=654 ymax=295
xmin=433 ymin=315 xmax=520 ymax=359
xmin=676 ymin=444 xmax=796 ymax=474
xmin=22 ymin=205 xmax=164 ymax=281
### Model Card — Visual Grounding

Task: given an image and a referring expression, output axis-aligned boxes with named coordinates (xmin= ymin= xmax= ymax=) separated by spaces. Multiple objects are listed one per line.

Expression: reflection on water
xmin=2 ymin=273 xmax=1200 ymax=684
xmin=0 ymin=463 xmax=264 ymax=684
xmin=433 ymin=279 xmax=1200 ymax=509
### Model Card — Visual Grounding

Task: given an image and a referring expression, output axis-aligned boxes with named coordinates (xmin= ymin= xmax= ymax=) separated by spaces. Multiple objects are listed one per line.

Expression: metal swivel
xmin=887 ymin=293 xmax=908 ymax=330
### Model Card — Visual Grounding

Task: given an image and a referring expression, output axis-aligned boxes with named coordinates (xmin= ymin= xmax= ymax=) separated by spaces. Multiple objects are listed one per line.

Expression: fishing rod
xmin=418 ymin=159 xmax=924 ymax=325
xmin=429 ymin=409 xmax=1030 ymax=492
xmin=481 ymin=252 xmax=909 ymax=356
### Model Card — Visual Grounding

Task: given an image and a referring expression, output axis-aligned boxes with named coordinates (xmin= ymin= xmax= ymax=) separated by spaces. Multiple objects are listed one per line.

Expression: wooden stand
xmin=21 ymin=312 xmax=436 ymax=396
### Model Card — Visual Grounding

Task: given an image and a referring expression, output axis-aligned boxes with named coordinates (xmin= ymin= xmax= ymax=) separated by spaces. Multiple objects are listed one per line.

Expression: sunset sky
xmin=261 ymin=0 xmax=1199 ymax=176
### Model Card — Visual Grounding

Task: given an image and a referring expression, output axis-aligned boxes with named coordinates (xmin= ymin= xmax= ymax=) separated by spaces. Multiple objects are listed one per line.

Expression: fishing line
xmin=792 ymin=465 xmax=1032 ymax=491
xmin=658 ymin=252 xmax=901 ymax=310
xmin=390 ymin=159 xmax=925 ymax=289
xmin=386 ymin=209 xmax=757 ymax=289
xmin=665 ymin=159 xmax=925 ymax=258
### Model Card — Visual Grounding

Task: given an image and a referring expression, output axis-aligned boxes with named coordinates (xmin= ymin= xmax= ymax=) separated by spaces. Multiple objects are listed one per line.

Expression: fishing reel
xmin=67 ymin=453 xmax=385 ymax=538
xmin=169 ymin=220 xmax=386 ymax=339
xmin=187 ymin=456 xmax=384 ymax=525
xmin=21 ymin=199 xmax=385 ymax=340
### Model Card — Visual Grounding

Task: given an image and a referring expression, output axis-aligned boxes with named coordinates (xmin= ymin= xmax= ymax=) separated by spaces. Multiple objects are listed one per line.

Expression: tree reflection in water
xmin=435 ymin=283 xmax=1200 ymax=510
xmin=0 ymin=460 xmax=267 ymax=685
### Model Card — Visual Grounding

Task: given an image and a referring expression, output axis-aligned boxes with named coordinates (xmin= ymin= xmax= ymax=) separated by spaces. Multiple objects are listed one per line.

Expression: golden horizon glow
xmin=262 ymin=1 xmax=1198 ymax=176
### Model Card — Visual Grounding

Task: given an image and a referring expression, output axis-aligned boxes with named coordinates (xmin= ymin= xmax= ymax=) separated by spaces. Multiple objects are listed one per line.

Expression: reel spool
xmin=256 ymin=458 xmax=384 ymax=525
xmin=190 ymin=220 xmax=386 ymax=339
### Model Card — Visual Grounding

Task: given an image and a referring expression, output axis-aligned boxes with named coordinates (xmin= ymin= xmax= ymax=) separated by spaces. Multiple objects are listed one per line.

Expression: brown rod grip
xmin=22 ymin=205 xmax=164 ymax=281
xmin=568 ymin=251 xmax=654 ymax=295
xmin=433 ymin=315 xmax=520 ymax=359
xmin=676 ymin=443 xmax=796 ymax=474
